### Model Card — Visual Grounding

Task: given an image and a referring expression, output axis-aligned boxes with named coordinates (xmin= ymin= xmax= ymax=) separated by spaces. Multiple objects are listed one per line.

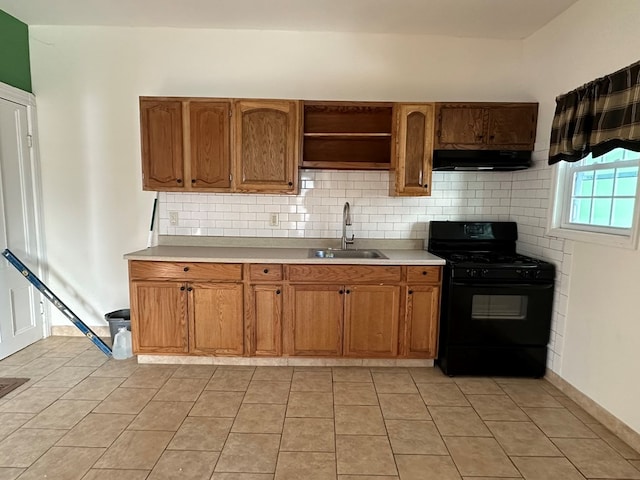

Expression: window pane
xmin=614 ymin=167 xmax=638 ymax=196
xmin=570 ymin=198 xmax=592 ymax=224
xmin=612 ymin=198 xmax=635 ymax=228
xmin=594 ymin=169 xmax=615 ymax=196
xmin=573 ymin=171 xmax=593 ymax=196
xmin=591 ymin=198 xmax=612 ymax=225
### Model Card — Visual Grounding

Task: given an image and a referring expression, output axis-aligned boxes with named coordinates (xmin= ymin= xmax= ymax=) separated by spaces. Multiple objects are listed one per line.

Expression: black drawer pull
xmin=422 ymin=271 xmax=428 ymax=275
xmin=408 ymin=290 xmax=413 ymax=294
xmin=184 ymin=267 xmax=189 ymax=272
xmin=339 ymin=289 xmax=344 ymax=294
xmin=187 ymin=287 xmax=193 ymax=292
xmin=276 ymin=289 xmax=281 ymax=295
xmin=180 ymin=286 xmax=185 ymax=291
xmin=263 ymin=268 xmax=269 ymax=274
xmin=346 ymin=289 xmax=351 ymax=294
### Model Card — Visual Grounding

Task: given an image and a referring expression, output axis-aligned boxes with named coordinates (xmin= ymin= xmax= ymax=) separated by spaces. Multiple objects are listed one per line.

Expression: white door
xmin=0 ymin=96 xmax=43 ymax=359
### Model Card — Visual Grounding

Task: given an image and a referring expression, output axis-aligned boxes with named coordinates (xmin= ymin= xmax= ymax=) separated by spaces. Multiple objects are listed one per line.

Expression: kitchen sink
xmin=308 ymin=248 xmax=388 ymax=259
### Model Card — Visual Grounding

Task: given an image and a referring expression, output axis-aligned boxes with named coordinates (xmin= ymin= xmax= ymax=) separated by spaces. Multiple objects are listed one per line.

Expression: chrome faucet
xmin=341 ymin=202 xmax=355 ymax=250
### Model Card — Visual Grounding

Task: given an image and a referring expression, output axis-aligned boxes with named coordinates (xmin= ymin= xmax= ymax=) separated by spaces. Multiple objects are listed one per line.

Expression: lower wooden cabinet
xmin=403 ymin=285 xmax=440 ymax=358
xmin=247 ymin=284 xmax=283 ymax=356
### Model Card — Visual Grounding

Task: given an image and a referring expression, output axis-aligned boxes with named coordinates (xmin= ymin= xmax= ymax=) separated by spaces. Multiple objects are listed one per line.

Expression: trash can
xmin=105 ymin=309 xmax=131 ymax=344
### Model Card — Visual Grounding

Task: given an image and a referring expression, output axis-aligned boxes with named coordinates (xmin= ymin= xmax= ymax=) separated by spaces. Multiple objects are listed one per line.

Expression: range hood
xmin=433 ymin=150 xmax=531 ymax=171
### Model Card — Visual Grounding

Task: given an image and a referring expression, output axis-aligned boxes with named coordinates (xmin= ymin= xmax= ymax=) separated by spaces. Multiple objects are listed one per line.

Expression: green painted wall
xmin=0 ymin=10 xmax=31 ymax=92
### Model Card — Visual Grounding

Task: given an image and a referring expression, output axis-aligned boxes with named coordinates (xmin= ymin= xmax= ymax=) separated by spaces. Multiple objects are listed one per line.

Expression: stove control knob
xmin=519 ymin=269 xmax=531 ymax=279
xmin=466 ymin=268 xmax=478 ymax=278
xmin=481 ymin=269 xmax=489 ymax=277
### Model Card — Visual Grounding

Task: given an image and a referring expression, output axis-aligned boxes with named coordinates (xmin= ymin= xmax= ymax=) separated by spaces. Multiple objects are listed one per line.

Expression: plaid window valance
xmin=548 ymin=60 xmax=640 ymax=165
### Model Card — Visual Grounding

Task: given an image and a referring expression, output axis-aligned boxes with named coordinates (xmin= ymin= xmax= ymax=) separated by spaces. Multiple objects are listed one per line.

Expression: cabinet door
xmin=189 ymin=101 xmax=231 ymax=189
xmin=285 ymin=284 xmax=343 ymax=356
xmin=487 ymin=105 xmax=537 ymax=148
xmin=404 ymin=285 xmax=440 ymax=358
xmin=130 ymin=281 xmax=188 ymax=354
xmin=140 ymin=99 xmax=184 ymax=190
xmin=436 ymin=106 xmax=485 ymax=147
xmin=233 ymin=100 xmax=299 ymax=193
xmin=344 ymin=285 xmax=400 ymax=357
xmin=189 ymin=283 xmax=244 ymax=355
xmin=392 ymin=103 xmax=434 ymax=196
xmin=247 ymin=284 xmax=283 ymax=356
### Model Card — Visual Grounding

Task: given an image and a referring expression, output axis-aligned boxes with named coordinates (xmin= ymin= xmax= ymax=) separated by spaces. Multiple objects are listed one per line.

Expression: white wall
xmin=521 ymin=0 xmax=640 ymax=432
xmin=28 ymin=26 xmax=527 ymax=328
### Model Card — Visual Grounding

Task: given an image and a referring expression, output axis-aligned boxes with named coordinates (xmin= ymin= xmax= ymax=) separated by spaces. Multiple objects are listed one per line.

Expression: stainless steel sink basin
xmin=308 ymin=248 xmax=388 ymax=259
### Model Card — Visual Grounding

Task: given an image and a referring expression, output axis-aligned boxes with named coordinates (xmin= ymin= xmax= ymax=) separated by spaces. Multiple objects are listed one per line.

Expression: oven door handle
xmin=451 ymin=282 xmax=553 ymax=289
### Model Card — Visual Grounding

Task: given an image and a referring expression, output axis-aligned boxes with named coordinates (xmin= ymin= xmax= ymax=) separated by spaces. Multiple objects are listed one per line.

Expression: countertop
xmin=124 ymin=245 xmax=446 ymax=266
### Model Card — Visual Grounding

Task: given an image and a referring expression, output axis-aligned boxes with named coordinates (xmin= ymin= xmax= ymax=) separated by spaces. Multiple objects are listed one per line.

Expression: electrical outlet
xmin=269 ymin=213 xmax=279 ymax=227
xmin=169 ymin=211 xmax=179 ymax=226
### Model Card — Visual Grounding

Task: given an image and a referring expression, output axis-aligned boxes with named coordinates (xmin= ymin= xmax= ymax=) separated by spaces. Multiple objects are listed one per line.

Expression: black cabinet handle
xmin=180 ymin=286 xmax=185 ymax=291
xmin=288 ymin=181 xmax=293 ymax=187
xmin=276 ymin=289 xmax=281 ymax=295
xmin=424 ymin=184 xmax=429 ymax=189
xmin=408 ymin=290 xmax=413 ymax=294
xmin=339 ymin=290 xmax=344 ymax=294
xmin=422 ymin=271 xmax=428 ymax=275
xmin=263 ymin=268 xmax=269 ymax=274
xmin=177 ymin=179 xmax=182 ymax=184
xmin=191 ymin=179 xmax=196 ymax=184
xmin=184 ymin=267 xmax=189 ymax=272
xmin=346 ymin=289 xmax=351 ymax=294
xmin=187 ymin=287 xmax=193 ymax=292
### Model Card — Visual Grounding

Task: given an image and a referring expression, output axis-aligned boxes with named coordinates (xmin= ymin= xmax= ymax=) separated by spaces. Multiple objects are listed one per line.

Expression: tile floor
xmin=0 ymin=336 xmax=639 ymax=479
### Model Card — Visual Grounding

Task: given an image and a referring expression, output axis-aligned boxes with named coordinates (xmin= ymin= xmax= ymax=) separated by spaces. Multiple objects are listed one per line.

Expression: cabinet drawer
xmin=129 ymin=261 xmax=242 ymax=281
xmin=288 ymin=265 xmax=401 ymax=283
xmin=249 ymin=264 xmax=283 ymax=282
xmin=406 ymin=266 xmax=441 ymax=284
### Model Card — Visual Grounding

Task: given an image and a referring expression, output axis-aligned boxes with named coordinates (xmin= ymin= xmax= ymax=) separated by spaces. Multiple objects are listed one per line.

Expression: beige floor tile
xmin=128 ymin=400 xmax=192 ymax=431
xmin=336 ymin=435 xmax=397 ymax=476
xmin=190 ymin=391 xmax=244 ymax=417
xmin=378 ymin=393 xmax=431 ymax=420
xmin=232 ymin=403 xmax=286 ymax=434
xmin=466 ymin=394 xmax=528 ymax=421
xmin=429 ymin=406 xmax=491 ymax=436
xmin=23 ymin=399 xmax=98 ymax=429
xmin=90 ymin=359 xmax=139 ymax=378
xmin=524 ymin=407 xmax=598 ymax=438
xmin=243 ymin=381 xmax=291 ymax=404
xmin=81 ymin=469 xmax=150 ymax=480
xmin=0 ymin=468 xmax=24 ymax=480
xmin=335 ymin=405 xmax=386 ymax=435
xmin=63 ymin=349 xmax=108 ymax=367
xmin=211 ymin=474 xmax=273 ymax=480
xmin=32 ymin=366 xmax=96 ymax=389
xmin=16 ymin=446 xmax=104 ymax=480
xmin=206 ymin=368 xmax=254 ymax=391
xmin=501 ymin=383 xmax=563 ymax=408
xmin=148 ymin=450 xmax=219 ymax=480
xmin=93 ymin=430 xmax=173 ymax=469
xmin=631 ymin=459 xmax=640 ymax=470
xmin=252 ymin=367 xmax=293 ymax=382
xmin=445 ymin=436 xmax=519 ymax=477
xmin=372 ymin=372 xmax=417 ymax=394
xmin=57 ymin=413 xmax=134 ymax=447
xmin=153 ymin=377 xmax=208 ymax=402
xmin=555 ymin=396 xmax=599 ymax=424
xmin=552 ymin=438 xmax=640 ymax=479
xmin=0 ymin=428 xmax=65 ymax=467
xmin=215 ymin=433 xmax=281 ymax=473
xmin=333 ymin=382 xmax=378 ymax=405
xmin=275 ymin=452 xmax=336 ymax=480
xmin=13 ymin=357 xmax=68 ymax=377
xmin=0 ymin=387 xmax=69 ymax=413
xmin=417 ymin=383 xmax=469 ymax=407
xmin=588 ymin=423 xmax=640 ymax=460
xmin=332 ymin=367 xmax=373 ymax=383
xmin=291 ymin=371 xmax=333 ymax=392
xmin=338 ymin=476 xmax=398 ymax=480
xmin=454 ymin=378 xmax=504 ymax=395
xmin=485 ymin=421 xmax=561 ymax=456
xmin=171 ymin=364 xmax=216 ymax=379
xmin=408 ymin=367 xmax=453 ymax=384
xmin=93 ymin=387 xmax=156 ymax=414
xmin=539 ymin=380 xmax=566 ymax=397
xmin=286 ymin=391 xmax=334 ymax=418
xmin=280 ymin=417 xmax=335 ymax=452
xmin=168 ymin=416 xmax=233 ymax=451
xmin=395 ymin=454 xmax=461 ymax=480
xmin=386 ymin=420 xmax=447 ymax=455
xmin=61 ymin=376 xmax=124 ymax=401
xmin=510 ymin=456 xmax=585 ymax=480
xmin=0 ymin=413 xmax=33 ymax=441
xmin=119 ymin=366 xmax=174 ymax=389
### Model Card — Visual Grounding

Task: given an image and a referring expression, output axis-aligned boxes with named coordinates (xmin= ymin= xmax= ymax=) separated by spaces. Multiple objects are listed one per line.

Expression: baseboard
xmin=546 ymin=369 xmax=640 ymax=454
xmin=51 ymin=326 xmax=111 ymax=338
xmin=138 ymin=355 xmax=435 ymax=367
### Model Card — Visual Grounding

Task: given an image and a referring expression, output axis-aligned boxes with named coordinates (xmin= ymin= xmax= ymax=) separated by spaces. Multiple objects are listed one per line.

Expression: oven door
xmin=447 ymin=281 xmax=554 ymax=346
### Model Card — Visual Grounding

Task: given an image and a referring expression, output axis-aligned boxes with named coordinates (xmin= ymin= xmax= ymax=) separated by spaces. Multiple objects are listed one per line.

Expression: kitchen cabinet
xmin=245 ymin=264 xmax=284 ymax=356
xmin=233 ymin=99 xmax=300 ymax=193
xmin=391 ymin=103 xmax=435 ymax=196
xmin=140 ymin=97 xmax=232 ymax=192
xmin=435 ymin=103 xmax=537 ymax=150
xmin=402 ymin=266 xmax=442 ymax=358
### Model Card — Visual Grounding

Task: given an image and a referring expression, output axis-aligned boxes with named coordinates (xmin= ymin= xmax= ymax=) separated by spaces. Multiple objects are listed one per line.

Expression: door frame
xmin=0 ymin=81 xmax=50 ymax=337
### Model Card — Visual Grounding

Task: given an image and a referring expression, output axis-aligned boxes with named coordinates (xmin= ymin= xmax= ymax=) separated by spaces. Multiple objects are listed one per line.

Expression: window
xmin=549 ymin=148 xmax=640 ymax=248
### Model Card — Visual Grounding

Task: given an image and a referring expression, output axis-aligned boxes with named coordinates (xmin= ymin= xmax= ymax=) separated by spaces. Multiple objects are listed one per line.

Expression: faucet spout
xmin=341 ymin=202 xmax=355 ymax=250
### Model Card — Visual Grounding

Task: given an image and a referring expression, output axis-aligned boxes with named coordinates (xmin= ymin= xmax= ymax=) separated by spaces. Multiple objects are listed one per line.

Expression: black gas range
xmin=428 ymin=221 xmax=555 ymax=377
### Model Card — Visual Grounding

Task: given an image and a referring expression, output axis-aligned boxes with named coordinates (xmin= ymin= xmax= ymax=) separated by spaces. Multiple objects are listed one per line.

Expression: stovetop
xmin=435 ymin=251 xmax=551 ymax=267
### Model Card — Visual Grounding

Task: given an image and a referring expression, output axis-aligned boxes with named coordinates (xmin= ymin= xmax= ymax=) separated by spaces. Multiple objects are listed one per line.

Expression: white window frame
xmin=548 ymin=150 xmax=640 ymax=249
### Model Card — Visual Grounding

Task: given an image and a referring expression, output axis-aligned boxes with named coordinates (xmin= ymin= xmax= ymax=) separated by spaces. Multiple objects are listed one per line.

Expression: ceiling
xmin=0 ymin=0 xmax=579 ymax=39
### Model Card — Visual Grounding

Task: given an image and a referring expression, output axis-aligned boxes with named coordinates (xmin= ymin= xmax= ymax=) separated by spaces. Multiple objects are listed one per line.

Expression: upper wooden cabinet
xmin=391 ymin=103 xmax=435 ymax=197
xmin=435 ymin=103 xmax=538 ymax=150
xmin=233 ymin=100 xmax=300 ymax=194
xmin=189 ymin=101 xmax=231 ymax=189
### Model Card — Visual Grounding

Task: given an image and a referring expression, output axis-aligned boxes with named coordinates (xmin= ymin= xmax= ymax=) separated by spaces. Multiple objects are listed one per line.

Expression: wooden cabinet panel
xmin=233 ymin=100 xmax=299 ymax=193
xmin=130 ymin=281 xmax=188 ymax=354
xmin=344 ymin=285 xmax=400 ymax=357
xmin=286 ymin=284 xmax=343 ymax=356
xmin=392 ymin=103 xmax=434 ymax=196
xmin=487 ymin=106 xmax=536 ymax=146
xmin=247 ymin=284 xmax=283 ymax=356
xmin=406 ymin=266 xmax=442 ymax=284
xmin=189 ymin=283 xmax=244 ymax=355
xmin=140 ymin=99 xmax=184 ymax=190
xmin=189 ymin=101 xmax=231 ymax=189
xmin=129 ymin=261 xmax=242 ymax=282
xmin=404 ymin=285 xmax=440 ymax=358
xmin=287 ymin=265 xmax=401 ymax=283
xmin=249 ymin=264 xmax=283 ymax=282
xmin=437 ymin=106 xmax=485 ymax=146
